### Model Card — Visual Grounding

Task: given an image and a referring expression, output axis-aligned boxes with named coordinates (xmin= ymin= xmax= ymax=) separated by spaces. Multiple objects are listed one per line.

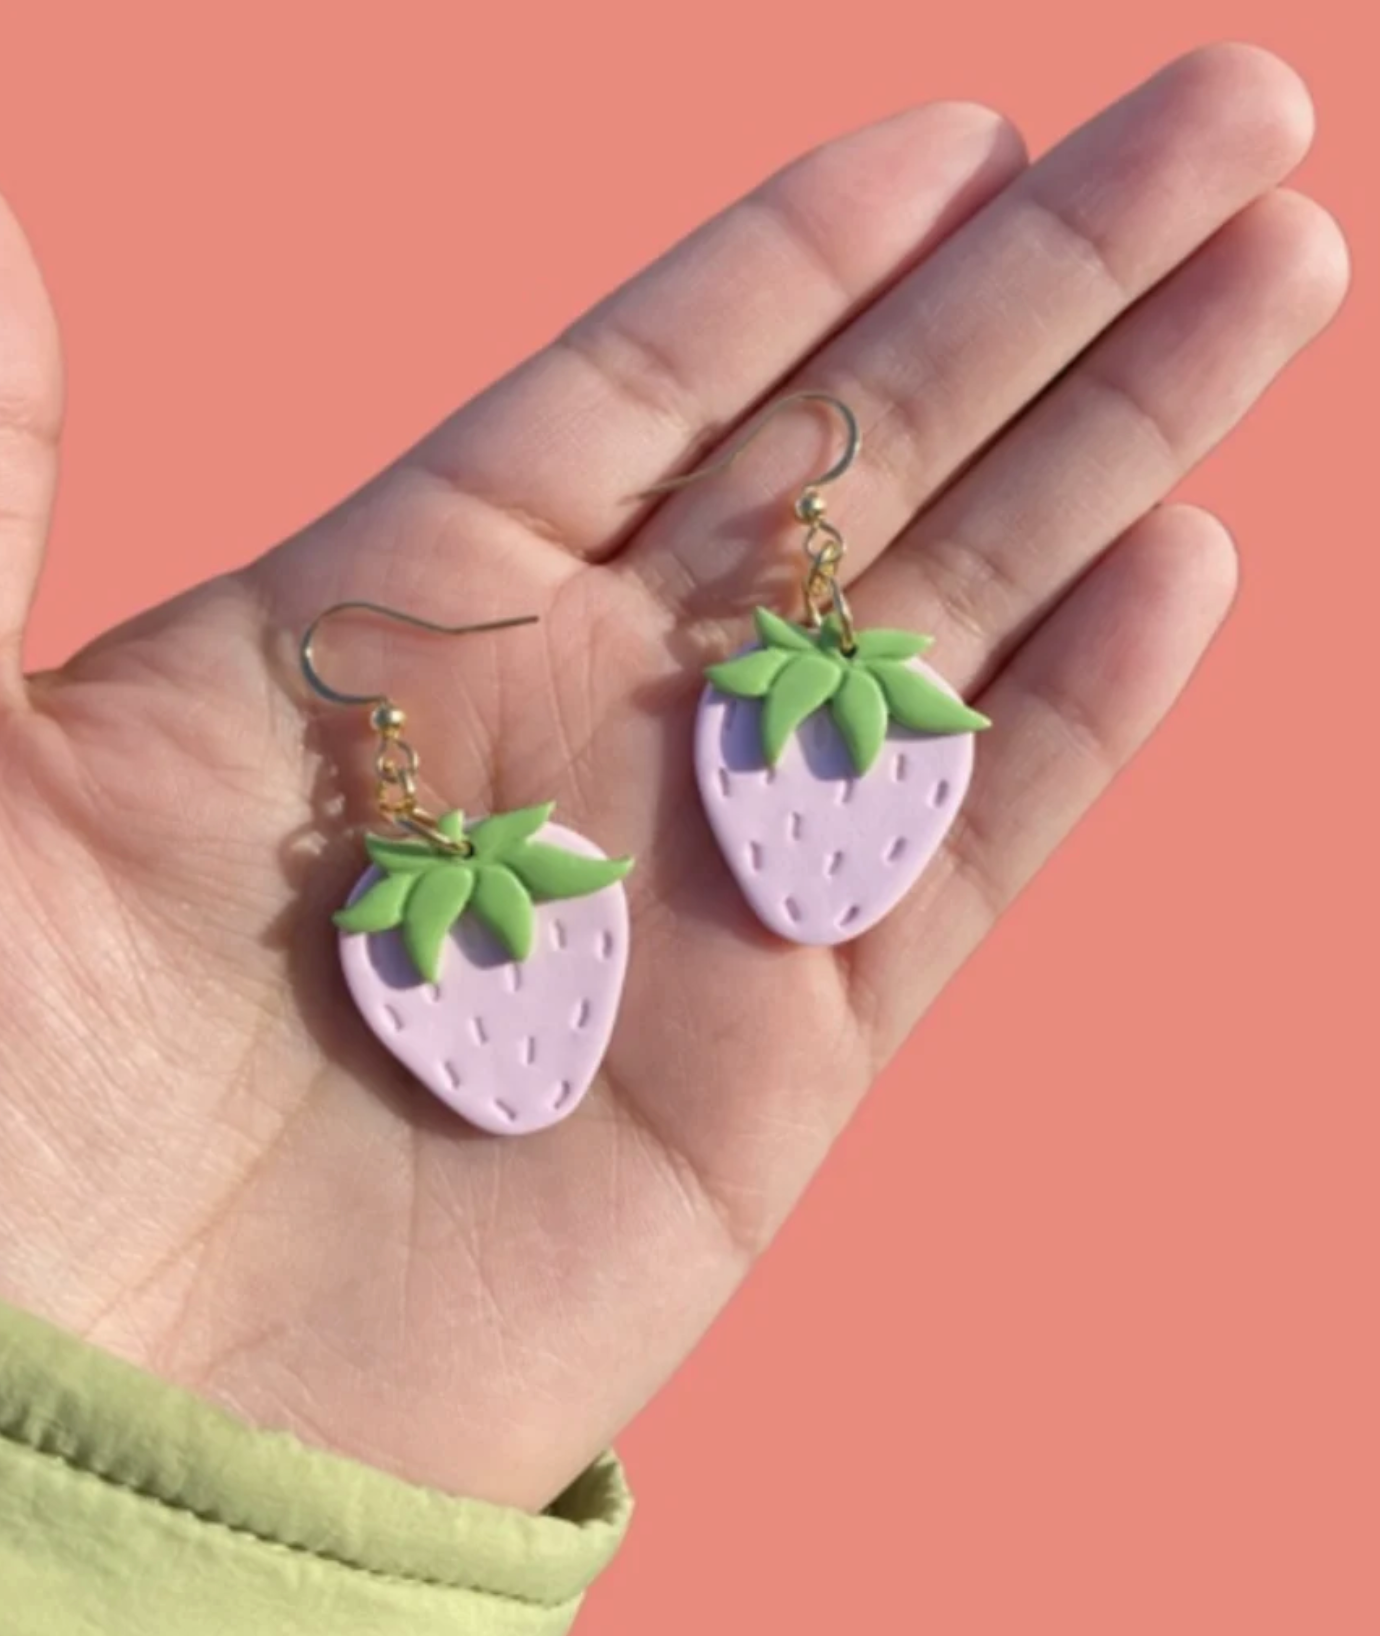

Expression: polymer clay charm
xmin=642 ymin=389 xmax=990 ymax=946
xmin=336 ymin=805 xmax=631 ymax=1133
xmin=695 ymin=609 xmax=985 ymax=945
xmin=300 ymin=600 xmax=632 ymax=1135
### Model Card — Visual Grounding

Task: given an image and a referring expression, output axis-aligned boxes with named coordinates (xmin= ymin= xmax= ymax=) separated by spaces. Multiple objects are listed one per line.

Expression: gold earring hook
xmin=299 ymin=600 xmax=539 ymax=711
xmin=640 ymin=390 xmax=862 ymax=651
xmin=640 ymin=389 xmax=860 ymax=505
xmin=299 ymin=600 xmax=539 ymax=854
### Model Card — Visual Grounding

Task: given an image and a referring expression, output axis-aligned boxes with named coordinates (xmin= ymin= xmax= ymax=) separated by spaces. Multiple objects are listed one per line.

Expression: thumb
xmin=0 ymin=193 xmax=63 ymax=700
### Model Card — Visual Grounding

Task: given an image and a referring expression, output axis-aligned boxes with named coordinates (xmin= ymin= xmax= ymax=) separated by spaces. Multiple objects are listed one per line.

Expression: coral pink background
xmin=5 ymin=3 xmax=1373 ymax=1630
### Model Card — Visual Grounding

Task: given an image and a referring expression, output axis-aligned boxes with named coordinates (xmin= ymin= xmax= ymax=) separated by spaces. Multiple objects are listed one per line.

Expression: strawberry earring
xmin=648 ymin=392 xmax=990 ymax=945
xmin=300 ymin=601 xmax=633 ymax=1134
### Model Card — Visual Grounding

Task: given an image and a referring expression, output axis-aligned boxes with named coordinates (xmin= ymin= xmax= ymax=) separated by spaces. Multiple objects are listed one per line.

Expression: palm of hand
xmin=0 ymin=47 xmax=1344 ymax=1510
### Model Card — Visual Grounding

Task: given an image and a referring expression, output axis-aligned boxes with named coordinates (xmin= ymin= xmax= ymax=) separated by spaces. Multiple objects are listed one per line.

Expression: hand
xmin=0 ymin=45 xmax=1345 ymax=1510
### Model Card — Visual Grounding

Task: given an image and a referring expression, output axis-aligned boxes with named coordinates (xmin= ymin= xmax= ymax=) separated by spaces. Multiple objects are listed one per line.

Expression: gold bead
xmin=795 ymin=487 xmax=827 ymax=524
xmin=370 ymin=701 xmax=406 ymax=736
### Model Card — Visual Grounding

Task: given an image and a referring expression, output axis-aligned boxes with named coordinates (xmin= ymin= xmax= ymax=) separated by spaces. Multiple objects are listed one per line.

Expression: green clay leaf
xmin=401 ymin=864 xmax=475 ymax=984
xmin=470 ymin=864 xmax=535 ymax=961
xmin=753 ymin=606 xmax=818 ymax=653
xmin=334 ymin=871 xmax=415 ymax=934
xmin=364 ymin=834 xmax=439 ymax=873
xmin=507 ymin=842 xmax=633 ymax=900
xmin=437 ymin=809 xmax=466 ymax=842
xmin=830 ymin=666 xmax=889 ymax=774
xmin=705 ymin=648 xmax=792 ymax=698
xmin=468 ymin=802 xmax=555 ymax=861
xmin=814 ymin=617 xmax=851 ymax=656
xmin=867 ymin=660 xmax=992 ymax=735
xmin=851 ymin=628 xmax=936 ymax=663
xmin=761 ymin=652 xmax=844 ymax=765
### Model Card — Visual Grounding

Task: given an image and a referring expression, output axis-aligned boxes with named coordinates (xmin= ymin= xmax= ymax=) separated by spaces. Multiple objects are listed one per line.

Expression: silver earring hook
xmin=299 ymin=601 xmax=539 ymax=710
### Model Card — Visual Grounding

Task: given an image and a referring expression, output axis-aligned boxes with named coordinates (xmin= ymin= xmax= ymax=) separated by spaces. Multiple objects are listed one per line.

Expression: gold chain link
xmin=370 ymin=707 xmax=471 ymax=855
xmin=796 ymin=490 xmax=856 ymax=652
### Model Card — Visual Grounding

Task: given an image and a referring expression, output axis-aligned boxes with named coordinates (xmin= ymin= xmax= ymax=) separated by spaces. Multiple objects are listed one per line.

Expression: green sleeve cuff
xmin=0 ymin=1301 xmax=631 ymax=1635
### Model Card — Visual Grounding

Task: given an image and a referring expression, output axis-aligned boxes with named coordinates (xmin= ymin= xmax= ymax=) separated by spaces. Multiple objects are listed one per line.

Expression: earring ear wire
xmin=299 ymin=601 xmax=539 ymax=710
xmin=638 ymin=390 xmax=862 ymax=650
xmin=299 ymin=600 xmax=539 ymax=853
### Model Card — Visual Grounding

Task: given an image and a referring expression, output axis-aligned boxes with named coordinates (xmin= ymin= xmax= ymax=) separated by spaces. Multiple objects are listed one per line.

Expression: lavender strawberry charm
xmin=695 ymin=608 xmax=990 ymax=945
xmin=335 ymin=803 xmax=632 ymax=1134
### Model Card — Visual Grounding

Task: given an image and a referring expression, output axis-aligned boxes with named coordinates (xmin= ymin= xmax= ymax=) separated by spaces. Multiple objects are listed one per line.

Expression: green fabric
xmin=0 ymin=1301 xmax=631 ymax=1634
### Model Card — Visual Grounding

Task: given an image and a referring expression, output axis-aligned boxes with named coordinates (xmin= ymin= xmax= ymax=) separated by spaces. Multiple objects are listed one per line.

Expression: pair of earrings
xmin=303 ymin=393 xmax=990 ymax=1135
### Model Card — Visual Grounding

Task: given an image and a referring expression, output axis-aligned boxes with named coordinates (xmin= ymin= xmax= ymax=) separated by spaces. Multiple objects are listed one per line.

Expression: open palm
xmin=0 ymin=46 xmax=1345 ymax=1510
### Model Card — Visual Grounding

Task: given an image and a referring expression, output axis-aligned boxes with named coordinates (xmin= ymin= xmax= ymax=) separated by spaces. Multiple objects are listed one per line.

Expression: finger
xmin=0 ymin=195 xmax=63 ymax=700
xmin=846 ymin=504 xmax=1239 ymax=1056
xmin=402 ymin=102 xmax=1024 ymax=559
xmin=624 ymin=44 xmax=1313 ymax=616
xmin=856 ymin=188 xmax=1349 ymax=685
